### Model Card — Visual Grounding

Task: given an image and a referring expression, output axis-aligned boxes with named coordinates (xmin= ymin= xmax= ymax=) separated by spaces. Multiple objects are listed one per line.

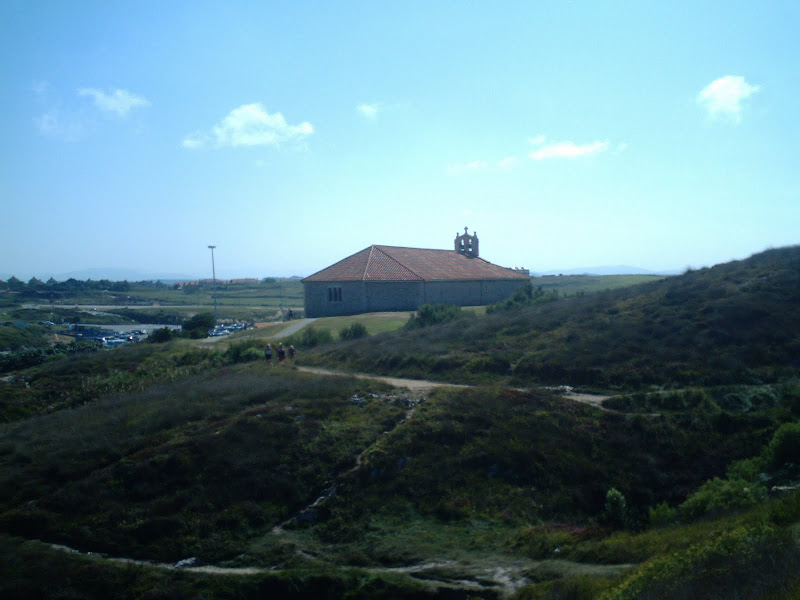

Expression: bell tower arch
xmin=454 ymin=227 xmax=479 ymax=258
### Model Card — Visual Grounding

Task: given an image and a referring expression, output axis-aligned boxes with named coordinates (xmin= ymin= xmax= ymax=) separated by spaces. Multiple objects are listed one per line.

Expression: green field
xmin=535 ymin=274 xmax=667 ymax=295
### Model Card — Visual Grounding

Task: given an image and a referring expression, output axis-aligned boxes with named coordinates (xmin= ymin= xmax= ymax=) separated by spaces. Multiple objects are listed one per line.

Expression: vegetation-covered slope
xmin=2 ymin=247 xmax=800 ymax=599
xmin=305 ymin=246 xmax=800 ymax=389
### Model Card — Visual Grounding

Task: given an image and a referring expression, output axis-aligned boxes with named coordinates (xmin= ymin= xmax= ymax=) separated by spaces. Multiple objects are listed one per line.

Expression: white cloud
xmin=357 ymin=103 xmax=379 ymax=119
xmin=446 ymin=160 xmax=488 ymax=175
xmin=185 ymin=103 xmax=313 ymax=149
xmin=530 ymin=140 xmax=610 ymax=160
xmin=528 ymin=134 xmax=546 ymax=145
xmin=78 ymin=88 xmax=150 ymax=117
xmin=34 ymin=110 xmax=83 ymax=141
xmin=181 ymin=133 xmax=207 ymax=149
xmin=497 ymin=156 xmax=519 ymax=170
xmin=697 ymin=75 xmax=760 ymax=123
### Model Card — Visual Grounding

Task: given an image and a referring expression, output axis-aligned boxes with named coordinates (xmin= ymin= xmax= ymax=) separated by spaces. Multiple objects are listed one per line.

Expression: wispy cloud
xmin=697 ymin=75 xmax=759 ymax=123
xmin=357 ymin=103 xmax=379 ymax=119
xmin=78 ymin=88 xmax=150 ymax=117
xmin=497 ymin=156 xmax=519 ymax=170
xmin=181 ymin=133 xmax=207 ymax=149
xmin=529 ymin=138 xmax=610 ymax=160
xmin=448 ymin=134 xmax=615 ymax=173
xmin=34 ymin=109 xmax=84 ymax=141
xmin=184 ymin=103 xmax=313 ymax=149
xmin=446 ymin=160 xmax=488 ymax=175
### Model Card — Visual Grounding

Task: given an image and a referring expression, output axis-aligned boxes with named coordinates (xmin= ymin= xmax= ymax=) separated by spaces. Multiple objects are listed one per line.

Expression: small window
xmin=327 ymin=286 xmax=342 ymax=302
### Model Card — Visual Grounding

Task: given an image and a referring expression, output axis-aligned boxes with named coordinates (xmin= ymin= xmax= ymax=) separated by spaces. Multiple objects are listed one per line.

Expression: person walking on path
xmin=277 ymin=344 xmax=286 ymax=363
xmin=265 ymin=344 xmax=273 ymax=366
xmin=288 ymin=345 xmax=296 ymax=360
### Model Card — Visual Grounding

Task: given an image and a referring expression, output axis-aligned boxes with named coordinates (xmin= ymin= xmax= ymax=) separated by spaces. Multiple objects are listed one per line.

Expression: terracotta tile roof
xmin=303 ymin=245 xmax=529 ymax=282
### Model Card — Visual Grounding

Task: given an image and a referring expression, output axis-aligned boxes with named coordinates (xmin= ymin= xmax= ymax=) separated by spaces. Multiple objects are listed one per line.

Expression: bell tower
xmin=454 ymin=226 xmax=479 ymax=258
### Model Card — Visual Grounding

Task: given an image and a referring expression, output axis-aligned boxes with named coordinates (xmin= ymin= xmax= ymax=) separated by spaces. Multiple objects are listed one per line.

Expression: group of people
xmin=265 ymin=343 xmax=296 ymax=365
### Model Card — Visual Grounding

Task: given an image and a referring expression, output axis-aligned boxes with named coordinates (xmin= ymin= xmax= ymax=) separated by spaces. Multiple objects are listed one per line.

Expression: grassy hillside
xmin=304 ymin=246 xmax=800 ymax=390
xmin=535 ymin=274 xmax=666 ymax=296
xmin=3 ymin=356 xmax=799 ymax=598
xmin=1 ymin=247 xmax=800 ymax=598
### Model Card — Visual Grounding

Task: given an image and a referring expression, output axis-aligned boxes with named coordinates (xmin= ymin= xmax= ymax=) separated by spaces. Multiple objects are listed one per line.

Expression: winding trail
xmin=297 ymin=366 xmax=610 ymax=408
xmin=272 ymin=318 xmax=316 ymax=339
xmin=47 ymin=543 xmax=634 ymax=599
xmin=296 ymin=366 xmax=468 ymax=393
xmin=197 ymin=318 xmax=317 ymax=345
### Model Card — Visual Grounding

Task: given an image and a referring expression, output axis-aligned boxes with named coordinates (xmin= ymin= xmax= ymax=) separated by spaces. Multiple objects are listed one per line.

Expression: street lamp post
xmin=208 ymin=245 xmax=218 ymax=324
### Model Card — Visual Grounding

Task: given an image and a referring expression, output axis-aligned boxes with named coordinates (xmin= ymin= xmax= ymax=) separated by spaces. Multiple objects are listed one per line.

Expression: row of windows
xmin=327 ymin=287 xmax=342 ymax=302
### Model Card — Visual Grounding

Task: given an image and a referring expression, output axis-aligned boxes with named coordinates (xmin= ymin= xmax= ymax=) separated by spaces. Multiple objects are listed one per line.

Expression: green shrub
xmin=148 ymin=327 xmax=174 ymax=343
xmin=294 ymin=326 xmax=333 ymax=348
xmin=182 ymin=312 xmax=215 ymax=338
xmin=404 ymin=304 xmax=463 ymax=329
xmin=725 ymin=457 xmax=761 ymax=481
xmin=601 ymin=524 xmax=799 ymax=600
xmin=768 ymin=489 xmax=800 ymax=526
xmin=762 ymin=421 xmax=800 ymax=469
xmin=339 ymin=322 xmax=368 ymax=340
xmin=0 ymin=323 xmax=49 ymax=351
xmin=648 ymin=501 xmax=677 ymax=527
xmin=487 ymin=282 xmax=558 ymax=313
xmin=225 ymin=340 xmax=265 ymax=363
xmin=679 ymin=477 xmax=767 ymax=521
xmin=0 ymin=340 xmax=102 ymax=373
xmin=603 ymin=488 xmax=627 ymax=528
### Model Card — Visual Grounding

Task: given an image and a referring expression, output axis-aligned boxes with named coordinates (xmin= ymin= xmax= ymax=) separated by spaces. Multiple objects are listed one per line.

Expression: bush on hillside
xmin=339 ymin=322 xmax=368 ymax=340
xmin=0 ymin=323 xmax=49 ymax=351
xmin=182 ymin=312 xmax=216 ymax=338
xmin=762 ymin=422 xmax=800 ymax=469
xmin=0 ymin=340 xmax=102 ymax=373
xmin=679 ymin=477 xmax=767 ymax=521
xmin=225 ymin=340 xmax=265 ymax=363
xmin=148 ymin=327 xmax=174 ymax=343
xmin=486 ymin=282 xmax=558 ymax=313
xmin=602 ymin=524 xmax=800 ymax=600
xmin=648 ymin=501 xmax=678 ymax=528
xmin=404 ymin=304 xmax=464 ymax=329
xmin=603 ymin=488 xmax=628 ymax=528
xmin=290 ymin=326 xmax=333 ymax=348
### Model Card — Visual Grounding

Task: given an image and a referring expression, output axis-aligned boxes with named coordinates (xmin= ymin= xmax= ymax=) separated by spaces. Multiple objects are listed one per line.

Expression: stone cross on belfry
xmin=454 ymin=226 xmax=479 ymax=258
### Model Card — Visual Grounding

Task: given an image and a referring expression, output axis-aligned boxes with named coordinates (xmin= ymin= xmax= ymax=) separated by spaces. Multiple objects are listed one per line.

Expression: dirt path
xmin=296 ymin=366 xmax=468 ymax=393
xmin=297 ymin=366 xmax=610 ymax=407
xmin=47 ymin=541 xmax=633 ymax=598
xmin=272 ymin=318 xmax=316 ymax=339
xmin=196 ymin=319 xmax=317 ymax=345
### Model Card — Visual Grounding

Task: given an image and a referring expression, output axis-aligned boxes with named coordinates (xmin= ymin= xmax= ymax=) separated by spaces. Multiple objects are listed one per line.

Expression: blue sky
xmin=2 ymin=1 xmax=798 ymax=280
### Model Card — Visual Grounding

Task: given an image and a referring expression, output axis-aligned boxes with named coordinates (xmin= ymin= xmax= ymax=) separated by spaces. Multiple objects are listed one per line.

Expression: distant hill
xmin=0 ymin=269 xmax=300 ymax=284
xmin=309 ymin=245 xmax=800 ymax=389
xmin=533 ymin=265 xmax=677 ymax=276
xmin=0 ymin=268 xmax=200 ymax=283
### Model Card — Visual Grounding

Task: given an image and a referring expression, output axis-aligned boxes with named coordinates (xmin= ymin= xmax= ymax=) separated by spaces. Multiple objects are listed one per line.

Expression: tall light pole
xmin=208 ymin=245 xmax=218 ymax=324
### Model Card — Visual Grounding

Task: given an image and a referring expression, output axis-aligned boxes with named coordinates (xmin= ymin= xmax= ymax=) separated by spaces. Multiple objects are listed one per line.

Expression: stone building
xmin=302 ymin=228 xmax=529 ymax=317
